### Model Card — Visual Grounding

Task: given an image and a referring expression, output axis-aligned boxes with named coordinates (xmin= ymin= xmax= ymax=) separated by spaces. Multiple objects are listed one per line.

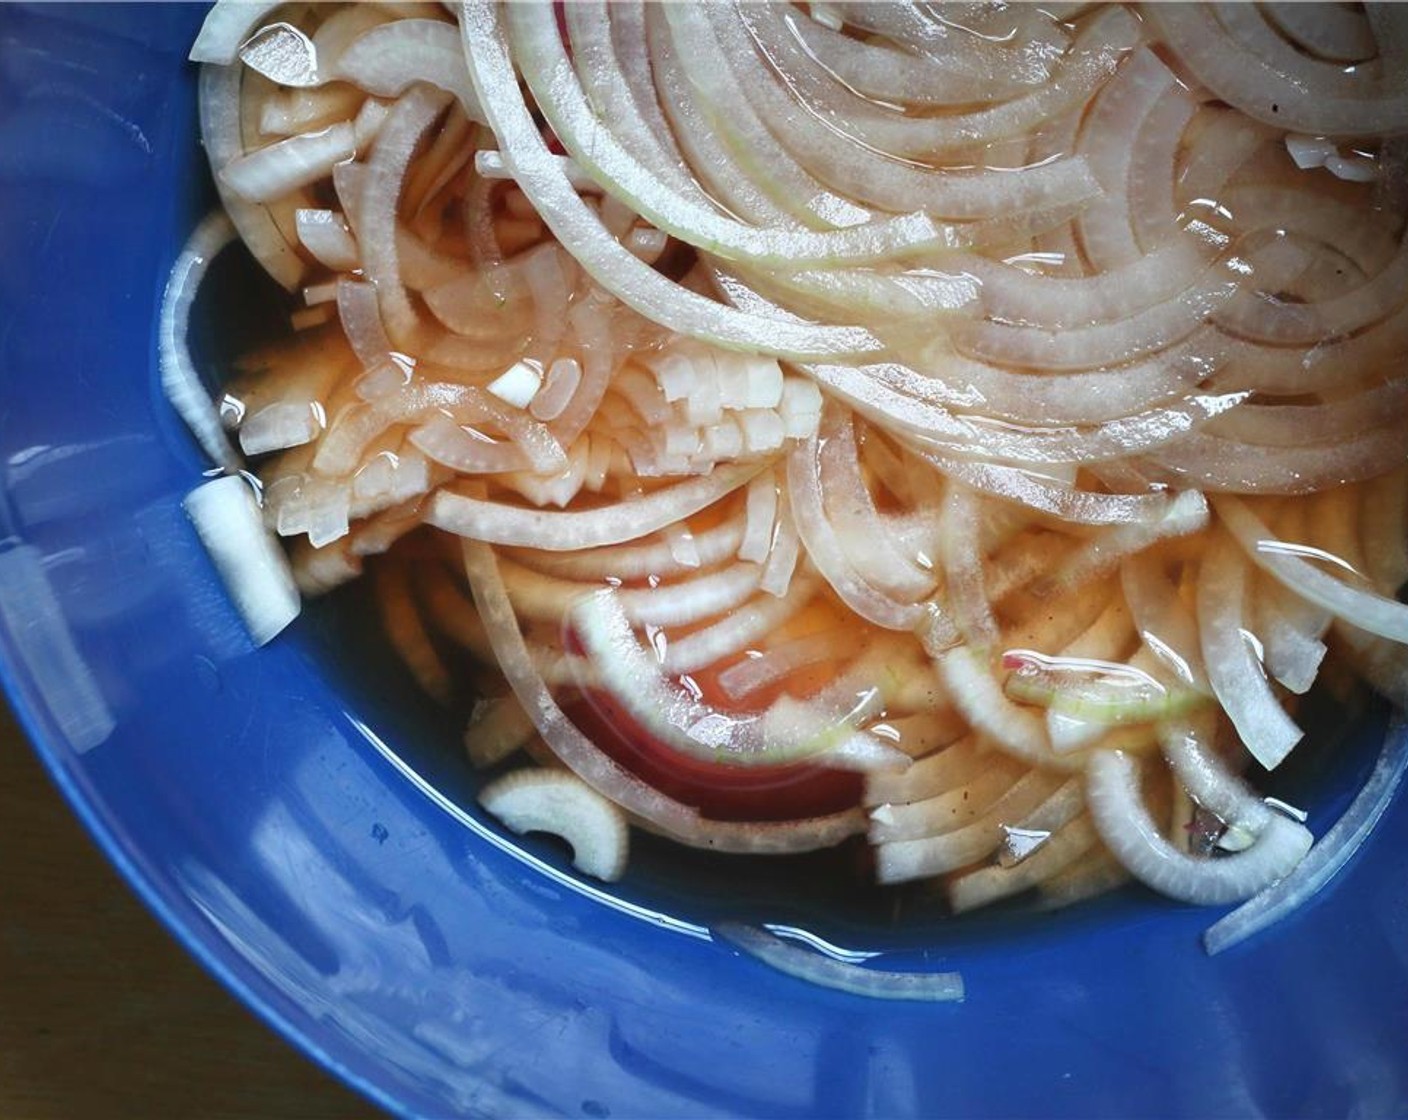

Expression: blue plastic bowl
xmin=2 ymin=6 xmax=1407 ymax=1117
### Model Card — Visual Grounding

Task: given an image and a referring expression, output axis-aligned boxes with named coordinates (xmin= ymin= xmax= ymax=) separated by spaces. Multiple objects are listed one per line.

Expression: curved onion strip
xmin=788 ymin=6 xmax=1050 ymax=106
xmin=1203 ymin=380 xmax=1408 ymax=449
xmin=834 ymin=2 xmax=1067 ymax=85
xmin=161 ymin=211 xmax=241 ymax=470
xmin=819 ymin=413 xmax=936 ymax=600
xmin=1215 ymin=494 xmax=1408 ymax=644
xmin=360 ymin=84 xmax=451 ymax=346
xmin=427 ymin=461 xmax=765 ymax=549
xmin=715 ymin=923 xmax=963 ymax=1002
xmin=190 ymin=1 xmax=284 ymax=64
xmin=509 ymin=3 xmax=957 ymax=266
xmin=1088 ymin=751 xmax=1313 ymax=904
xmin=682 ymin=4 xmax=1105 ymax=221
xmin=1262 ymin=2 xmax=1376 ymax=64
xmin=1205 ymin=718 xmax=1408 ymax=954
xmin=510 ymin=513 xmax=746 ymax=582
xmin=1075 ymin=49 xmax=1181 ymax=271
xmin=1146 ymin=426 xmax=1408 ymax=495
xmin=1146 ymin=3 xmax=1408 ymax=136
xmin=499 ymin=557 xmax=761 ymax=629
xmin=479 ymin=767 xmax=629 ymax=881
xmin=333 ymin=19 xmax=482 ymax=119
xmin=459 ymin=1 xmax=886 ymax=361
xmin=571 ymin=588 xmax=901 ymax=771
xmin=869 ymin=756 xmax=1026 ymax=844
xmin=736 ymin=3 xmax=1138 ymax=160
xmin=1197 ymin=537 xmax=1303 ymax=771
xmin=951 ymin=264 xmax=1241 ymax=372
xmin=874 ymin=770 xmax=1069 ymax=884
xmin=967 ymin=237 xmax=1217 ymax=330
xmin=950 ymin=814 xmax=1099 ymax=914
xmin=199 ymin=63 xmax=305 ymax=290
xmin=1159 ymin=718 xmax=1274 ymax=837
xmin=936 ymin=646 xmax=1083 ymax=772
xmin=645 ymin=5 xmax=872 ymax=232
xmin=462 ymin=539 xmax=868 ymax=853
xmin=1120 ymin=552 xmax=1210 ymax=692
xmin=787 ymin=433 xmax=926 ymax=631
xmin=660 ymin=574 xmax=820 ymax=676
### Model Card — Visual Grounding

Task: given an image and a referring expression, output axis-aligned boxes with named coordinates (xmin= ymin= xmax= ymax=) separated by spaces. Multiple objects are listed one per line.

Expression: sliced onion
xmin=459 ymin=1 xmax=886 ymax=361
xmin=715 ymin=924 xmax=963 ymax=1003
xmin=1204 ymin=716 xmax=1408 ymax=952
xmin=160 ymin=211 xmax=241 ymax=470
xmin=428 ymin=461 xmax=764 ymax=549
xmin=1087 ymin=750 xmax=1313 ymax=905
xmin=333 ymin=18 xmax=482 ymax=120
xmin=572 ymin=587 xmax=901 ymax=771
xmin=1216 ymin=495 xmax=1408 ymax=644
xmin=479 ymin=767 xmax=630 ymax=881
xmin=183 ymin=475 xmax=300 ymax=646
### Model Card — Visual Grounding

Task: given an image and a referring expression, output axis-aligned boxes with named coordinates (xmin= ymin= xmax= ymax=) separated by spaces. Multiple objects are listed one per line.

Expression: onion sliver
xmin=715 ymin=923 xmax=963 ymax=1003
xmin=161 ymin=211 xmax=241 ymax=470
xmin=1215 ymin=495 xmax=1408 ymax=645
xmin=428 ymin=461 xmax=764 ymax=550
xmin=1204 ymin=719 xmax=1408 ymax=954
xmin=1147 ymin=3 xmax=1408 ymax=136
xmin=184 ymin=475 xmax=300 ymax=647
xmin=1087 ymin=751 xmax=1312 ymax=905
xmin=572 ymin=588 xmax=902 ymax=772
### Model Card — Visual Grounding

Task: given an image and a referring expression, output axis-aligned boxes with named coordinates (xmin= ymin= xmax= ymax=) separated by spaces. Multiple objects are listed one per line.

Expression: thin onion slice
xmin=1087 ymin=750 xmax=1313 ymax=905
xmin=1204 ymin=719 xmax=1408 ymax=954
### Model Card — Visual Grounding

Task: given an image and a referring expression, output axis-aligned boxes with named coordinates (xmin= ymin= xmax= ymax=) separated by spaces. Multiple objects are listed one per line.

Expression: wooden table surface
xmin=0 ymin=703 xmax=384 ymax=1120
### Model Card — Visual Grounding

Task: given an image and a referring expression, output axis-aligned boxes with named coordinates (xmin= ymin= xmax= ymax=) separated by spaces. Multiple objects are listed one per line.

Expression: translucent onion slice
xmin=1147 ymin=3 xmax=1408 ymax=136
xmin=1197 ymin=537 xmax=1303 ymax=771
xmin=736 ymin=3 xmax=1137 ymax=160
xmin=1205 ymin=720 xmax=1408 ymax=954
xmin=1215 ymin=495 xmax=1408 ymax=644
xmin=190 ymin=1 xmax=285 ymax=64
xmin=686 ymin=4 xmax=1104 ymax=222
xmin=160 ymin=211 xmax=241 ymax=470
xmin=427 ymin=461 xmax=765 ymax=549
xmin=508 ymin=2 xmax=954 ymax=267
xmin=500 ymin=556 xmax=761 ymax=629
xmin=572 ymin=587 xmax=902 ymax=772
xmin=333 ymin=18 xmax=483 ymax=120
xmin=715 ymin=924 xmax=964 ymax=1003
xmin=218 ymin=122 xmax=358 ymax=204
xmin=459 ymin=0 xmax=886 ymax=361
xmin=1087 ymin=751 xmax=1313 ymax=905
xmin=199 ymin=63 xmax=305 ymax=290
xmin=464 ymin=540 xmax=869 ymax=852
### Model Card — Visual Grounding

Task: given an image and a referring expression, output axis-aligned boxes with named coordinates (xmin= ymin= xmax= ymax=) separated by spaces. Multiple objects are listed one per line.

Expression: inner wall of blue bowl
xmin=2 ymin=6 xmax=1407 ymax=1118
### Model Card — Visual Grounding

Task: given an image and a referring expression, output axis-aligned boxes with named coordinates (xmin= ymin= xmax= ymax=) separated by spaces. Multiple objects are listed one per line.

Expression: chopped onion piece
xmin=479 ymin=767 xmax=630 ymax=881
xmin=487 ymin=360 xmax=544 ymax=409
xmin=183 ymin=475 xmax=300 ymax=646
xmin=239 ymin=22 xmax=319 ymax=87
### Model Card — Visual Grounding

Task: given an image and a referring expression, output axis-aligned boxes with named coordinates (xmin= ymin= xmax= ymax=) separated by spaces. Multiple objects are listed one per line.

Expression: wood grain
xmin=0 ymin=703 xmax=384 ymax=1120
